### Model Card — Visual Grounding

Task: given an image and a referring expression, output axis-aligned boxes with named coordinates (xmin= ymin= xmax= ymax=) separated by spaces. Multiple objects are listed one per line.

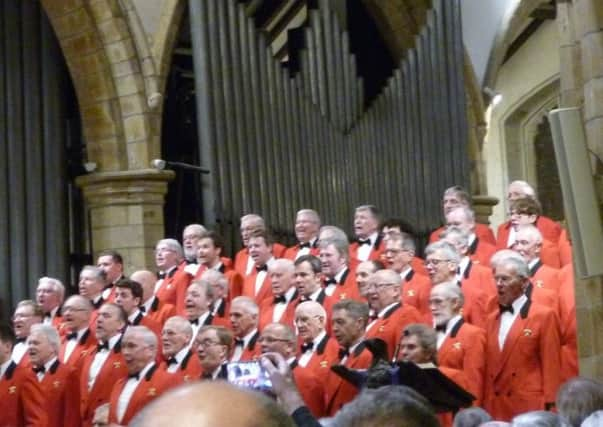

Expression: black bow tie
xmin=201 ymin=372 xmax=213 ymax=380
xmin=338 ymin=347 xmax=349 ymax=359
xmin=324 ymin=278 xmax=337 ymax=286
xmin=435 ymin=323 xmax=447 ymax=333
xmin=44 ymin=312 xmax=52 ymax=318
xmin=299 ymin=242 xmax=311 ymax=249
xmin=128 ymin=371 xmax=140 ymax=380
xmin=33 ymin=365 xmax=46 ymax=374
xmin=97 ymin=342 xmax=109 ymax=352
xmin=189 ymin=318 xmax=199 ymax=326
xmin=273 ymin=295 xmax=287 ymax=304
xmin=234 ymin=338 xmax=245 ymax=347
xmin=167 ymin=357 xmax=178 ymax=366
xmin=499 ymin=305 xmax=514 ymax=315
xmin=157 ymin=272 xmax=166 ymax=279
xmin=256 ymin=264 xmax=268 ymax=273
xmin=300 ymin=342 xmax=313 ymax=353
xmin=139 ymin=305 xmax=146 ymax=313
xmin=358 ymin=238 xmax=371 ymax=246
xmin=15 ymin=337 xmax=26 ymax=344
xmin=67 ymin=332 xmax=78 ymax=341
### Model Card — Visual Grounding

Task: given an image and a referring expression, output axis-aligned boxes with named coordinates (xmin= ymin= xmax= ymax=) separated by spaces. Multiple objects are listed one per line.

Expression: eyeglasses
xmin=155 ymin=248 xmax=175 ymax=254
xmin=61 ymin=306 xmax=88 ymax=313
xmin=258 ymin=336 xmax=290 ymax=344
xmin=196 ymin=339 xmax=223 ymax=348
xmin=295 ymin=315 xmax=321 ymax=325
xmin=424 ymin=258 xmax=451 ymax=266
xmin=365 ymin=282 xmax=397 ymax=291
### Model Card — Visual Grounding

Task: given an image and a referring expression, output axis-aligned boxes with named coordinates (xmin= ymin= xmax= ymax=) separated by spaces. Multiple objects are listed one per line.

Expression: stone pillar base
xmin=76 ymin=169 xmax=175 ymax=273
xmin=473 ymin=195 xmax=499 ymax=225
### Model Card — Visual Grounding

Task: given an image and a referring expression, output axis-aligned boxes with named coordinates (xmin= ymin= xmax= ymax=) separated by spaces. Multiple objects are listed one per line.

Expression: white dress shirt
xmin=298 ymin=331 xmax=326 ymax=368
xmin=116 ymin=362 xmax=154 ymax=423
xmin=88 ymin=333 xmax=121 ymax=391
xmin=357 ymin=232 xmax=379 ymax=261
xmin=498 ymin=295 xmax=528 ymax=350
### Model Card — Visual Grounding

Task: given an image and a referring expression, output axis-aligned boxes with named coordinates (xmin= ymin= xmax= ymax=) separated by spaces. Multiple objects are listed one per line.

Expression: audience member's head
xmin=130 ymin=381 xmax=294 ymax=427
xmin=453 ymin=407 xmax=492 ymax=427
xmin=556 ymin=377 xmax=603 ymax=427
xmin=580 ymin=410 xmax=603 ymax=427
xmin=330 ymin=385 xmax=439 ymax=427
xmin=511 ymin=411 xmax=564 ymax=427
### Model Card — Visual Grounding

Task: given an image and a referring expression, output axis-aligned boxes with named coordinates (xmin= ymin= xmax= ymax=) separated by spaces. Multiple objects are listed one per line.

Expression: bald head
xmin=131 ymin=270 xmax=158 ymax=303
xmin=130 ymin=381 xmax=294 ymax=427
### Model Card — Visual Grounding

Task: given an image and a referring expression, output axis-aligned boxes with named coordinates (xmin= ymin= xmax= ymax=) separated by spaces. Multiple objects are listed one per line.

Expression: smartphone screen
xmin=226 ymin=361 xmax=273 ymax=393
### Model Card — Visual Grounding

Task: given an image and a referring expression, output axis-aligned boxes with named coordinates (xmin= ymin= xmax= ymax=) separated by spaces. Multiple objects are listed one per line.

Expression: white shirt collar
xmin=377 ymin=301 xmax=399 ymax=318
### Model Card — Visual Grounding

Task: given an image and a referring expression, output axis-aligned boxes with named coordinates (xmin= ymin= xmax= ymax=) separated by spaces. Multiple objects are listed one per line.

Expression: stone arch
xmin=502 ymin=76 xmax=560 ymax=212
xmin=39 ymin=0 xmax=164 ymax=172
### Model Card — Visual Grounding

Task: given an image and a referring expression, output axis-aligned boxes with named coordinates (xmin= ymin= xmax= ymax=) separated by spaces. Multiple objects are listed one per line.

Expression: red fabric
xmin=283 ymin=245 xmax=320 ymax=260
xmin=258 ymin=298 xmax=299 ymax=331
xmin=0 ymin=362 xmax=48 ymax=427
xmin=496 ymin=216 xmax=562 ymax=249
xmin=145 ymin=299 xmax=177 ymax=329
xmin=483 ymin=302 xmax=562 ymax=421
xmin=39 ymin=362 xmax=82 ymax=427
xmin=558 ymin=263 xmax=578 ymax=382
xmin=531 ymin=263 xmax=562 ymax=294
xmin=59 ymin=329 xmax=96 ymax=369
xmin=241 ymin=271 xmax=273 ymax=306
xmin=400 ymin=270 xmax=431 ymax=318
xmin=349 ymin=240 xmax=385 ymax=265
xmin=292 ymin=365 xmax=326 ymax=418
xmin=365 ymin=304 xmax=424 ymax=360
xmin=233 ymin=244 xmax=287 ymax=277
xmin=155 ymin=262 xmax=193 ymax=315
xmin=108 ymin=366 xmax=180 ymax=425
xmin=158 ymin=350 xmax=202 ymax=383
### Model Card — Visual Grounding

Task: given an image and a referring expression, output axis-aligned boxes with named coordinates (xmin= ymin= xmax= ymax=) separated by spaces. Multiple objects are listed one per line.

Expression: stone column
xmin=76 ymin=169 xmax=174 ymax=273
xmin=558 ymin=0 xmax=603 ymax=380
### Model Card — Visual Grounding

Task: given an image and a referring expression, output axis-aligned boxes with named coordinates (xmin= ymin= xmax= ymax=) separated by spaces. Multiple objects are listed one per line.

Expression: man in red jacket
xmin=284 ymin=209 xmax=321 ymax=260
xmin=28 ymin=324 xmax=81 ymax=427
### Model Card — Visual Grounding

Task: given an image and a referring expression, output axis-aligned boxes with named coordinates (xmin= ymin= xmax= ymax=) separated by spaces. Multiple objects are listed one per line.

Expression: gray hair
xmin=515 ymin=224 xmax=543 ymax=244
xmin=509 ymin=180 xmax=536 ymax=198
xmin=453 ymin=407 xmax=492 ymax=427
xmin=182 ymin=224 xmax=206 ymax=237
xmin=241 ymin=214 xmax=265 ymax=228
xmin=331 ymin=385 xmax=439 ymax=427
xmin=332 ymin=299 xmax=369 ymax=326
xmin=490 ymin=249 xmax=524 ymax=269
xmin=440 ymin=227 xmax=469 ymax=249
xmin=156 ymin=239 xmax=184 ymax=259
xmin=511 ymin=411 xmax=563 ymax=427
xmin=318 ymin=237 xmax=350 ymax=261
xmin=318 ymin=225 xmax=349 ymax=242
xmin=231 ymin=296 xmax=259 ymax=317
xmin=269 ymin=258 xmax=295 ymax=275
xmin=431 ymin=281 xmax=464 ymax=307
xmin=38 ymin=277 xmax=65 ymax=302
xmin=29 ymin=324 xmax=60 ymax=354
xmin=296 ymin=209 xmax=321 ymax=225
xmin=125 ymin=325 xmax=158 ymax=355
xmin=496 ymin=256 xmax=530 ymax=280
xmin=580 ymin=410 xmax=603 ymax=427
xmin=200 ymin=270 xmax=229 ymax=293
xmin=189 ymin=280 xmax=214 ymax=300
xmin=164 ymin=316 xmax=193 ymax=339
xmin=557 ymin=377 xmax=603 ymax=427
xmin=424 ymin=241 xmax=461 ymax=264
xmin=80 ymin=265 xmax=107 ymax=283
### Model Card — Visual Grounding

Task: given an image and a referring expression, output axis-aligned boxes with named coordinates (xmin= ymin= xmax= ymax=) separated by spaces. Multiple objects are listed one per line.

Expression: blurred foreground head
xmin=130 ymin=381 xmax=294 ymax=427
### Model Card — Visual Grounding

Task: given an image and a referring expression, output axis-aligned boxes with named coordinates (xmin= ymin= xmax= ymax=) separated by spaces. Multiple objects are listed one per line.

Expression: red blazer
xmin=558 ymin=229 xmax=572 ymax=267
xmin=155 ymin=262 xmax=193 ymax=314
xmin=430 ymin=222 xmax=496 ymax=245
xmin=158 ymin=349 xmax=202 ymax=383
xmin=59 ymin=328 xmax=96 ymax=368
xmin=108 ymin=364 xmax=180 ymax=425
xmin=129 ymin=312 xmax=162 ymax=338
xmin=558 ymin=264 xmax=578 ymax=382
xmin=483 ymin=300 xmax=562 ymax=421
xmin=79 ymin=340 xmax=128 ymax=426
xmin=258 ymin=293 xmax=299 ymax=331
xmin=211 ymin=297 xmax=231 ymax=322
xmin=0 ymin=361 xmax=48 ymax=427
xmin=144 ymin=297 xmax=177 ymax=328
xmin=291 ymin=360 xmax=326 ymax=418
xmin=460 ymin=261 xmax=497 ymax=316
xmin=233 ymin=244 xmax=287 ymax=277
xmin=193 ymin=264 xmax=244 ymax=302
xmin=241 ymin=270 xmax=273 ymax=306
xmin=349 ymin=235 xmax=385 ymax=264
xmin=324 ymin=342 xmax=373 ymax=416
xmin=365 ymin=303 xmax=423 ymax=360
xmin=401 ymin=269 xmax=431 ymax=318
xmin=458 ymin=279 xmax=491 ymax=330
xmin=39 ymin=360 xmax=81 ymax=427
xmin=410 ymin=256 xmax=428 ymax=276
xmin=324 ymin=268 xmax=363 ymax=302
xmin=529 ymin=260 xmax=561 ymax=294
xmin=231 ymin=330 xmax=262 ymax=362
xmin=437 ymin=319 xmax=486 ymax=406
xmin=301 ymin=334 xmax=341 ymax=379
xmin=283 ymin=243 xmax=320 ymax=260
xmin=467 ymin=237 xmax=496 ymax=267
xmin=497 ymin=216 xmax=562 ymax=247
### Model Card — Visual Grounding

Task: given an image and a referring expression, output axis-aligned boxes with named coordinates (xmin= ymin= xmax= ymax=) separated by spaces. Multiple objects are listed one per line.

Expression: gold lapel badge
xmin=407 ymin=290 xmax=415 ymax=297
xmin=8 ymin=386 xmax=16 ymax=394
xmin=148 ymin=388 xmax=157 ymax=396
xmin=523 ymin=329 xmax=533 ymax=336
xmin=453 ymin=342 xmax=462 ymax=350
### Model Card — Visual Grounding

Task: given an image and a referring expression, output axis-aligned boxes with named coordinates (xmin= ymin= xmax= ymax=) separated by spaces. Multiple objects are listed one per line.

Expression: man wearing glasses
xmin=59 ymin=295 xmax=95 ymax=367
xmin=430 ymin=281 xmax=486 ymax=406
xmin=364 ymin=269 xmax=422 ymax=360
xmin=196 ymin=325 xmax=233 ymax=380
xmin=153 ymin=239 xmax=192 ymax=315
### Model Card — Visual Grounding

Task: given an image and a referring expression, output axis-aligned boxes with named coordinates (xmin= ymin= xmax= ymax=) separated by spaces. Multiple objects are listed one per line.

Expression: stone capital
xmin=473 ymin=195 xmax=499 ymax=225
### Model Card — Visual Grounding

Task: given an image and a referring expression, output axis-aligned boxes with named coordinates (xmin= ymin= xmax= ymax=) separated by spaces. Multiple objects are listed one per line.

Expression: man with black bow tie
xmin=324 ymin=300 xmax=372 ymax=416
xmin=79 ymin=265 xmax=108 ymax=311
xmin=284 ymin=209 xmax=321 ymax=260
xmin=183 ymin=281 xmax=229 ymax=345
xmin=196 ymin=325 xmax=232 ymax=380
xmin=349 ymin=205 xmax=384 ymax=264
xmin=11 ymin=300 xmax=43 ymax=366
xmin=0 ymin=323 xmax=47 ymax=426
xmin=319 ymin=238 xmax=362 ymax=301
xmin=241 ymin=229 xmax=277 ymax=305
xmin=28 ymin=324 xmax=81 ymax=427
xmin=202 ymin=269 xmax=231 ymax=321
xmin=60 ymin=295 xmax=96 ymax=367
xmin=97 ymin=250 xmax=126 ymax=302
xmin=259 ymin=259 xmax=299 ymax=330
xmin=430 ymin=282 xmax=486 ymax=406
xmin=79 ymin=303 xmax=128 ymax=426
xmin=260 ymin=323 xmax=325 ymax=417
xmin=294 ymin=255 xmax=333 ymax=320
xmin=115 ymin=279 xmax=162 ymax=339
xmin=134 ymin=270 xmax=177 ymax=328
xmin=229 ymin=296 xmax=261 ymax=362
xmin=483 ymin=255 xmax=561 ymax=421
xmin=36 ymin=276 xmax=65 ymax=330
xmin=154 ymin=238 xmax=192 ymax=315
xmin=107 ymin=326 xmax=180 ymax=425
xmin=159 ymin=316 xmax=202 ymax=382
